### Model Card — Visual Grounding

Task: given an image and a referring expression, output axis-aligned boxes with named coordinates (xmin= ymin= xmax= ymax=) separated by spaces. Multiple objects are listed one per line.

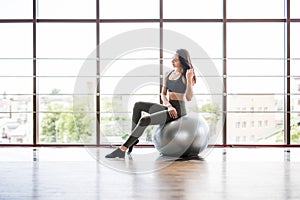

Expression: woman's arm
xmin=160 ymin=71 xmax=172 ymax=107
xmin=185 ymin=69 xmax=195 ymax=101
xmin=161 ymin=71 xmax=178 ymax=119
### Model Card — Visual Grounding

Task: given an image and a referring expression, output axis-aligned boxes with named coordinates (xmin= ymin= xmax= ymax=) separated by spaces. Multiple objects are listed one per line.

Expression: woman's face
xmin=171 ymin=54 xmax=181 ymax=68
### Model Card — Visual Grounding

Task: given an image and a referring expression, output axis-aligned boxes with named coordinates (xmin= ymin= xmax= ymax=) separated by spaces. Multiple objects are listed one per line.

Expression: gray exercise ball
xmin=153 ymin=113 xmax=209 ymax=157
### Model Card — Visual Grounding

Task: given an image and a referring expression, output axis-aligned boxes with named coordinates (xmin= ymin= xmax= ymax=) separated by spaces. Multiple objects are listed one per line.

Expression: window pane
xmin=291 ymin=23 xmax=300 ymax=59
xmin=291 ymin=71 xmax=300 ymax=112
xmin=100 ymin=48 xmax=160 ymax=76
xmin=100 ymin=0 xmax=159 ymax=19
xmin=291 ymin=0 xmax=300 ymax=18
xmin=39 ymin=112 xmax=96 ymax=144
xmin=291 ymin=113 xmax=300 ymax=144
xmin=291 ymin=60 xmax=300 ymax=76
xmin=101 ymin=59 xmax=159 ymax=77
xmin=164 ymin=0 xmax=222 ymax=19
xmin=0 ymin=78 xmax=32 ymax=94
xmin=100 ymin=95 xmax=159 ymax=113
xmin=100 ymin=23 xmax=159 ymax=45
xmin=37 ymin=0 xmax=96 ymax=19
xmin=227 ymin=95 xmax=282 ymax=112
xmin=39 ymin=95 xmax=96 ymax=112
xmin=227 ymin=23 xmax=285 ymax=58
xmin=291 ymin=95 xmax=300 ymax=112
xmin=0 ymin=59 xmax=32 ymax=76
xmin=227 ymin=113 xmax=284 ymax=144
xmin=38 ymin=94 xmax=95 ymax=144
xmin=38 ymin=77 xmax=96 ymax=94
xmin=100 ymin=77 xmax=159 ymax=95
xmin=37 ymin=59 xmax=96 ymax=77
xmin=164 ymin=23 xmax=223 ymax=59
xmin=228 ymin=94 xmax=284 ymax=144
xmin=0 ymin=0 xmax=32 ymax=19
xmin=227 ymin=77 xmax=284 ymax=94
xmin=290 ymin=55 xmax=298 ymax=143
xmin=227 ymin=0 xmax=285 ymax=19
xmin=0 ymin=94 xmax=32 ymax=144
xmin=227 ymin=59 xmax=285 ymax=76
xmin=1 ymin=95 xmax=32 ymax=113
xmin=2 ymin=114 xmax=33 ymax=144
xmin=0 ymin=24 xmax=32 ymax=58
xmin=37 ymin=23 xmax=96 ymax=58
xmin=39 ymin=95 xmax=73 ymax=112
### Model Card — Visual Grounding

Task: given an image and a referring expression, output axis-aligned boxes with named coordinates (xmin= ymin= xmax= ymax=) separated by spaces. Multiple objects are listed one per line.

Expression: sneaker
xmin=128 ymin=139 xmax=139 ymax=154
xmin=105 ymin=148 xmax=125 ymax=158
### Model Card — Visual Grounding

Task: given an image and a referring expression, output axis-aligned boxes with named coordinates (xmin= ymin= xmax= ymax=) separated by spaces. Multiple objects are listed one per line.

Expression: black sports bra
xmin=166 ymin=70 xmax=187 ymax=94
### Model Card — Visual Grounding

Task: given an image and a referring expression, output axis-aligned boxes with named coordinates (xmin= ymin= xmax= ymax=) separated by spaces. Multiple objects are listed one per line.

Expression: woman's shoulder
xmin=164 ymin=70 xmax=173 ymax=77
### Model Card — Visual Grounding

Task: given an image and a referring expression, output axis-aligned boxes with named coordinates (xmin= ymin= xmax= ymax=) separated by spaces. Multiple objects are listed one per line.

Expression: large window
xmin=290 ymin=22 xmax=300 ymax=144
xmin=0 ymin=0 xmax=299 ymax=146
xmin=0 ymin=23 xmax=33 ymax=144
xmin=227 ymin=22 xmax=285 ymax=144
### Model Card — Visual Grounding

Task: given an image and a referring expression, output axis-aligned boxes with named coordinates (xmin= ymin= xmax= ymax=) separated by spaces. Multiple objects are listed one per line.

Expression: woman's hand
xmin=185 ymin=69 xmax=195 ymax=101
xmin=186 ymin=69 xmax=194 ymax=83
xmin=168 ymin=106 xmax=178 ymax=119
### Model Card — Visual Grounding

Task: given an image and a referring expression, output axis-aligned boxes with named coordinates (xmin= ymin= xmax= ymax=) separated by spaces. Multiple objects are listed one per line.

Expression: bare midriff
xmin=168 ymin=92 xmax=185 ymax=101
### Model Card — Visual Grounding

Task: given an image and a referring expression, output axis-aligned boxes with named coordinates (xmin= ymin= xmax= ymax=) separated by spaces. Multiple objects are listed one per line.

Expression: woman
xmin=105 ymin=49 xmax=196 ymax=158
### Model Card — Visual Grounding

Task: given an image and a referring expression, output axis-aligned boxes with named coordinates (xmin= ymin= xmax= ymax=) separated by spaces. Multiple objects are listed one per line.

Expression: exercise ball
xmin=153 ymin=113 xmax=209 ymax=157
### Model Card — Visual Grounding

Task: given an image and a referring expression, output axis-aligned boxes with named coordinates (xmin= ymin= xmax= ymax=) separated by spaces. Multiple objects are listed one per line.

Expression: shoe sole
xmin=105 ymin=156 xmax=125 ymax=159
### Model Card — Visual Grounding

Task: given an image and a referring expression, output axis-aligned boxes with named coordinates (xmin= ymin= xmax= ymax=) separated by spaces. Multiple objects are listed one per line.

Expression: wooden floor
xmin=0 ymin=147 xmax=300 ymax=200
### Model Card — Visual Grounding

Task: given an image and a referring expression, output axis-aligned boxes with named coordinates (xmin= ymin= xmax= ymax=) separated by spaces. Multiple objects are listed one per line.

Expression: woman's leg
xmin=125 ymin=102 xmax=169 ymax=148
xmin=105 ymin=101 xmax=187 ymax=158
xmin=126 ymin=102 xmax=168 ymax=151
xmin=105 ymin=102 xmax=168 ymax=158
xmin=106 ymin=109 xmax=173 ymax=158
xmin=131 ymin=101 xmax=167 ymax=131
xmin=123 ymin=109 xmax=173 ymax=148
xmin=128 ymin=102 xmax=168 ymax=152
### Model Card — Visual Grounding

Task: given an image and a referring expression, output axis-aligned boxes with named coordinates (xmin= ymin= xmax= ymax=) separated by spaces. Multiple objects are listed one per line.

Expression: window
xmin=100 ymin=0 xmax=158 ymax=19
xmin=164 ymin=0 xmax=222 ymax=19
xmin=37 ymin=0 xmax=96 ymax=19
xmin=0 ymin=1 xmax=298 ymax=146
xmin=0 ymin=0 xmax=32 ymax=19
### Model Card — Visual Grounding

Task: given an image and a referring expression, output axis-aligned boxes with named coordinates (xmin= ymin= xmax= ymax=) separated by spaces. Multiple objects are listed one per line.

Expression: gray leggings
xmin=130 ymin=100 xmax=187 ymax=138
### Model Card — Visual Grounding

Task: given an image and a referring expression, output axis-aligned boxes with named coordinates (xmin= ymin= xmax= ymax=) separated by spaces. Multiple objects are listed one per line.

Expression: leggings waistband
xmin=169 ymin=100 xmax=186 ymax=116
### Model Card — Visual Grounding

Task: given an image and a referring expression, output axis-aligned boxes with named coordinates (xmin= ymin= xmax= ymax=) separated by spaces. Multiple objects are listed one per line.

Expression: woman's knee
xmin=139 ymin=116 xmax=151 ymax=126
xmin=133 ymin=101 xmax=144 ymax=110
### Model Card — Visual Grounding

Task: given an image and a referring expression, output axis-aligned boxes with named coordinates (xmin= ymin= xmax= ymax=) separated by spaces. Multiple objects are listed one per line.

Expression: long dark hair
xmin=176 ymin=49 xmax=196 ymax=83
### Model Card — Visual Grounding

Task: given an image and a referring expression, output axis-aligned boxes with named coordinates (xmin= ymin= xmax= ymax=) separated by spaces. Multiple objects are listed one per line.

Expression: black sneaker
xmin=105 ymin=148 xmax=125 ymax=158
xmin=128 ymin=139 xmax=139 ymax=154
